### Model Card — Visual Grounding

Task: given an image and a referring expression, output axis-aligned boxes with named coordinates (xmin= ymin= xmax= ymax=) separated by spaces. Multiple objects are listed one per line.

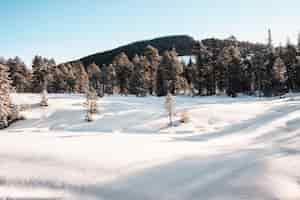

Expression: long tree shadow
xmin=1 ymin=148 xmax=293 ymax=200
xmin=172 ymin=103 xmax=300 ymax=143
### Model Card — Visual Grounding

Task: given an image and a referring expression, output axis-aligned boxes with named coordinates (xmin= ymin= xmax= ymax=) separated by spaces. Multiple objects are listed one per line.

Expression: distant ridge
xmin=72 ymin=35 xmax=196 ymax=67
xmin=67 ymin=35 xmax=266 ymax=67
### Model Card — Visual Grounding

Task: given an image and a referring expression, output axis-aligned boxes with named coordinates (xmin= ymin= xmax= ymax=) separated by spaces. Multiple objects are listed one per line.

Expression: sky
xmin=0 ymin=0 xmax=299 ymax=66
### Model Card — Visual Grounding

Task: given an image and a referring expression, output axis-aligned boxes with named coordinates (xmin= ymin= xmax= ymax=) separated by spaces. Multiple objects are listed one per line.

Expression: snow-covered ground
xmin=1 ymin=93 xmax=300 ymax=199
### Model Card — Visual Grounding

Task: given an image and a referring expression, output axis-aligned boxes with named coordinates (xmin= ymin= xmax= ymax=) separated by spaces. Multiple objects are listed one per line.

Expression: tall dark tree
xmin=218 ymin=45 xmax=242 ymax=97
xmin=87 ymin=63 xmax=102 ymax=96
xmin=282 ymin=43 xmax=297 ymax=91
xmin=129 ymin=55 xmax=147 ymax=96
xmin=31 ymin=56 xmax=47 ymax=93
xmin=144 ymin=45 xmax=160 ymax=95
xmin=113 ymin=52 xmax=133 ymax=95
xmin=6 ymin=57 xmax=31 ymax=92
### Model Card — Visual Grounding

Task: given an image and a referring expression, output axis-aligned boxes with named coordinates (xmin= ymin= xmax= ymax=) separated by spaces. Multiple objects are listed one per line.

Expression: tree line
xmin=2 ymin=31 xmax=300 ymax=99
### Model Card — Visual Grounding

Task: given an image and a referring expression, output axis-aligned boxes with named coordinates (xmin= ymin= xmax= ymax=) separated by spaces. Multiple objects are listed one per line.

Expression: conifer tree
xmin=103 ymin=64 xmax=116 ymax=95
xmin=7 ymin=57 xmax=31 ymax=92
xmin=87 ymin=63 xmax=102 ymax=96
xmin=282 ymin=43 xmax=297 ymax=92
xmin=31 ymin=55 xmax=46 ymax=93
xmin=113 ymin=52 xmax=133 ymax=95
xmin=130 ymin=55 xmax=147 ymax=96
xmin=72 ymin=62 xmax=89 ymax=93
xmin=0 ymin=64 xmax=11 ymax=128
xmin=156 ymin=51 xmax=172 ymax=96
xmin=272 ymin=57 xmax=287 ymax=95
xmin=219 ymin=45 xmax=242 ymax=97
xmin=144 ymin=45 xmax=160 ymax=95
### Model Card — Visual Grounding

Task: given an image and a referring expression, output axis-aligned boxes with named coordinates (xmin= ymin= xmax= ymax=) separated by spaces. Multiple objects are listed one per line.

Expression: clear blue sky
xmin=0 ymin=0 xmax=299 ymax=66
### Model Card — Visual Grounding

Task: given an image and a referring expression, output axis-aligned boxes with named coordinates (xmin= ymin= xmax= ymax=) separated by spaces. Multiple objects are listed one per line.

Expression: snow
xmin=0 ymin=93 xmax=300 ymax=199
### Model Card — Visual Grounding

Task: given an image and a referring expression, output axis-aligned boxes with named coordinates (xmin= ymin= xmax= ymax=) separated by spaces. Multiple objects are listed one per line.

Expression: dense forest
xmin=1 ymin=31 xmax=300 ymax=98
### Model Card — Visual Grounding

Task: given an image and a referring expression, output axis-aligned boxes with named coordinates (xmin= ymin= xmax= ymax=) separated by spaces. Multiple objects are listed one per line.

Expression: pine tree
xmin=144 ymin=45 xmax=160 ymax=95
xmin=272 ymin=57 xmax=287 ymax=95
xmin=31 ymin=55 xmax=46 ymax=93
xmin=192 ymin=41 xmax=215 ymax=96
xmin=156 ymin=51 xmax=172 ymax=96
xmin=130 ymin=55 xmax=147 ymax=96
xmin=72 ymin=62 xmax=89 ymax=93
xmin=219 ymin=45 xmax=242 ymax=97
xmin=87 ymin=63 xmax=102 ymax=96
xmin=0 ymin=64 xmax=11 ymax=128
xmin=184 ymin=57 xmax=196 ymax=95
xmin=7 ymin=57 xmax=31 ymax=92
xmin=282 ymin=43 xmax=297 ymax=92
xmin=103 ymin=64 xmax=116 ymax=95
xmin=169 ymin=48 xmax=184 ymax=95
xmin=113 ymin=52 xmax=133 ymax=95
xmin=268 ymin=29 xmax=274 ymax=52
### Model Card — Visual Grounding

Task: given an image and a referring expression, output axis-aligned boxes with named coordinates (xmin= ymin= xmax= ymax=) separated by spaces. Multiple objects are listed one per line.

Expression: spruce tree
xmin=72 ymin=61 xmax=89 ymax=93
xmin=144 ymin=45 xmax=160 ymax=95
xmin=31 ymin=55 xmax=45 ymax=93
xmin=0 ymin=64 xmax=11 ymax=128
xmin=7 ymin=57 xmax=31 ymax=92
xmin=156 ymin=51 xmax=172 ymax=96
xmin=87 ymin=63 xmax=102 ymax=96
xmin=103 ymin=64 xmax=116 ymax=95
xmin=130 ymin=55 xmax=147 ymax=96
xmin=113 ymin=52 xmax=133 ymax=95
xmin=272 ymin=57 xmax=287 ymax=95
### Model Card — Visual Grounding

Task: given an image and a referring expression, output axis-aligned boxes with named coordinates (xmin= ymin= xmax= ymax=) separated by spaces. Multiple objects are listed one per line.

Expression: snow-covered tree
xmin=113 ymin=52 xmax=134 ymax=95
xmin=85 ymin=88 xmax=98 ymax=122
xmin=40 ymin=89 xmax=48 ymax=107
xmin=165 ymin=93 xmax=175 ymax=126
xmin=129 ymin=55 xmax=147 ymax=96
xmin=103 ymin=64 xmax=116 ymax=95
xmin=0 ymin=64 xmax=11 ymax=128
xmin=144 ymin=45 xmax=160 ymax=95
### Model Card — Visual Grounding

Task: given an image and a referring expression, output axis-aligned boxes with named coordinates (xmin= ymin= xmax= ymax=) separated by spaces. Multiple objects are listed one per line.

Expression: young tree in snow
xmin=165 ymin=93 xmax=175 ymax=127
xmin=85 ymin=88 xmax=98 ymax=122
xmin=0 ymin=64 xmax=11 ymax=128
xmin=40 ymin=89 xmax=49 ymax=107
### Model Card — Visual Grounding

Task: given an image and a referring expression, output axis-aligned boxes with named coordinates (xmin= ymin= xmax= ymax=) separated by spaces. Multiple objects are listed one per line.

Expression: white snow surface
xmin=1 ymin=93 xmax=300 ymax=199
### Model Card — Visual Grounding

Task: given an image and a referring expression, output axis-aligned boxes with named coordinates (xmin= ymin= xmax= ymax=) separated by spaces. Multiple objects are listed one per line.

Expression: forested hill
xmin=69 ymin=35 xmax=265 ymax=67
xmin=73 ymin=35 xmax=196 ymax=67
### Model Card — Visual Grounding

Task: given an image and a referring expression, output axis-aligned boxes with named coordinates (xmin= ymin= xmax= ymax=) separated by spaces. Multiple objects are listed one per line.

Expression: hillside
xmin=76 ymin=35 xmax=196 ymax=67
xmin=68 ymin=35 xmax=266 ymax=68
